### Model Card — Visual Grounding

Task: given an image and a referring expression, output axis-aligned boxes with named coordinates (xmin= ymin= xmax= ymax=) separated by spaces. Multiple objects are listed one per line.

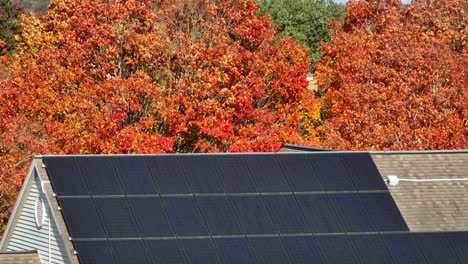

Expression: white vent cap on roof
xmin=387 ymin=175 xmax=400 ymax=186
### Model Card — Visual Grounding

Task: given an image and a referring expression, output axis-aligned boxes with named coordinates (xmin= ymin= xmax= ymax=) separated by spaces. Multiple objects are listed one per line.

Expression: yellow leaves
xmin=15 ymin=14 xmax=56 ymax=57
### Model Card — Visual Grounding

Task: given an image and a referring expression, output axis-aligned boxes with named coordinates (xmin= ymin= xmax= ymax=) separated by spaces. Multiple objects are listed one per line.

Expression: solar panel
xmin=308 ymin=154 xmax=356 ymax=191
xmin=248 ymin=236 xmax=292 ymax=264
xmin=145 ymin=239 xmax=187 ymax=264
xmin=179 ymin=238 xmax=222 ymax=264
xmin=348 ymin=234 xmax=394 ymax=264
xmin=196 ymin=196 xmax=242 ymax=235
xmin=230 ymin=195 xmax=276 ymax=234
xmin=74 ymin=240 xmax=116 ymax=264
xmin=340 ymin=153 xmax=387 ymax=190
xmin=413 ymin=232 xmax=461 ymax=264
xmin=214 ymin=237 xmax=257 ymax=264
xmin=163 ymin=196 xmax=209 ymax=236
xmin=57 ymin=197 xmax=105 ymax=238
xmin=263 ymin=194 xmax=309 ymax=234
xmin=178 ymin=155 xmax=224 ymax=193
xmin=110 ymin=240 xmax=152 ymax=264
xmin=145 ymin=155 xmax=191 ymax=194
xmin=328 ymin=193 xmax=375 ymax=232
xmin=243 ymin=154 xmax=291 ymax=192
xmin=276 ymin=154 xmax=323 ymax=192
xmin=381 ymin=233 xmax=427 ymax=264
xmin=127 ymin=197 xmax=174 ymax=237
xmin=43 ymin=157 xmax=88 ymax=196
xmin=295 ymin=194 xmax=343 ymax=233
xmin=112 ymin=156 xmax=158 ymax=194
xmin=360 ymin=192 xmax=408 ymax=231
xmin=93 ymin=197 xmax=139 ymax=238
xmin=316 ymin=235 xmax=360 ymax=264
xmin=77 ymin=156 xmax=124 ymax=195
xmin=211 ymin=155 xmax=257 ymax=193
xmin=446 ymin=232 xmax=468 ymax=263
xmin=282 ymin=236 xmax=326 ymax=264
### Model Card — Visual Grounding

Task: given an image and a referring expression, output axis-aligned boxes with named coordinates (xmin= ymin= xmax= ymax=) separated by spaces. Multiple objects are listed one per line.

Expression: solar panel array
xmin=42 ymin=153 xmax=468 ymax=264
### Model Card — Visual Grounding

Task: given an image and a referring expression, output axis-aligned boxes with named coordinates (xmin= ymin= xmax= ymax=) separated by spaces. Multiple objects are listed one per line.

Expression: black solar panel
xmin=44 ymin=153 xmax=466 ymax=264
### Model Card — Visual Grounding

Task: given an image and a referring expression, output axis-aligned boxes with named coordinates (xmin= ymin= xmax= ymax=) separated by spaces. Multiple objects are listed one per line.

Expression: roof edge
xmin=0 ymin=250 xmax=38 ymax=254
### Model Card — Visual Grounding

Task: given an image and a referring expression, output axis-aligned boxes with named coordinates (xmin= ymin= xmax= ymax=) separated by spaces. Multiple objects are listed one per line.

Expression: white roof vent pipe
xmin=386 ymin=175 xmax=400 ymax=186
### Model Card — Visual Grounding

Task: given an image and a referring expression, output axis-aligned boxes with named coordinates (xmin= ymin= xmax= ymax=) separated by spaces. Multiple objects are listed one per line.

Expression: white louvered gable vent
xmin=35 ymin=195 xmax=46 ymax=228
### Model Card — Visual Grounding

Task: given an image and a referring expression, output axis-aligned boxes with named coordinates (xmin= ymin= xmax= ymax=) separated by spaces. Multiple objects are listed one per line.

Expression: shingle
xmin=0 ymin=251 xmax=41 ymax=264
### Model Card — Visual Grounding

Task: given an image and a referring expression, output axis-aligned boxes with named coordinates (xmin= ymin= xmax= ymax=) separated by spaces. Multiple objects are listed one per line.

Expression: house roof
xmin=0 ymin=250 xmax=41 ymax=264
xmin=2 ymin=151 xmax=468 ymax=264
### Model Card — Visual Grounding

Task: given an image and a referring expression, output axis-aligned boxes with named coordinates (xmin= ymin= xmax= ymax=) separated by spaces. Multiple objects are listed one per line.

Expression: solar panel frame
xmin=230 ymin=195 xmax=277 ymax=235
xmin=73 ymin=240 xmax=117 ymax=264
xmin=163 ymin=196 xmax=209 ymax=236
xmin=93 ymin=197 xmax=140 ymax=238
xmin=43 ymin=156 xmax=89 ymax=196
xmin=248 ymin=236 xmax=292 ymax=264
xmin=211 ymin=155 xmax=258 ymax=193
xmin=263 ymin=194 xmax=310 ymax=234
xmin=348 ymin=234 xmax=395 ymax=264
xmin=340 ymin=153 xmax=387 ymax=191
xmin=145 ymin=155 xmax=191 ymax=194
xmin=276 ymin=154 xmax=324 ymax=192
xmin=243 ymin=154 xmax=291 ymax=192
xmin=127 ymin=197 xmax=174 ymax=238
xmin=112 ymin=156 xmax=158 ymax=194
xmin=328 ymin=193 xmax=375 ymax=232
xmin=282 ymin=235 xmax=326 ymax=264
xmin=57 ymin=197 xmax=106 ymax=239
xmin=295 ymin=194 xmax=343 ymax=233
xmin=178 ymin=155 xmax=225 ymax=193
xmin=179 ymin=238 xmax=222 ymax=264
xmin=196 ymin=196 xmax=243 ymax=235
xmin=308 ymin=154 xmax=356 ymax=191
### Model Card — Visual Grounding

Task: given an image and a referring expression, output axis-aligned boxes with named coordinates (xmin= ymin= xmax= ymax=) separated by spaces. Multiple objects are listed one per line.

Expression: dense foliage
xmin=316 ymin=0 xmax=467 ymax=150
xmin=257 ymin=0 xmax=345 ymax=69
xmin=0 ymin=0 xmax=22 ymax=52
xmin=0 ymin=0 xmax=315 ymax=233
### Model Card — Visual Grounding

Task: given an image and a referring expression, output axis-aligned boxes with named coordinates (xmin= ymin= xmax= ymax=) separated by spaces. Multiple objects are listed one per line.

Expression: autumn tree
xmin=0 ymin=0 xmax=23 ymax=53
xmin=316 ymin=0 xmax=467 ymax=150
xmin=0 ymin=0 xmax=316 ymax=233
xmin=257 ymin=0 xmax=345 ymax=69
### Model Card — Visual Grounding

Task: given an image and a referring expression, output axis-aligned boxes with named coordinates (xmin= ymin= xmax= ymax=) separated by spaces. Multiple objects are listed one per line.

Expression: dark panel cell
xmin=249 ymin=236 xmax=292 ymax=264
xmin=230 ymin=195 xmax=276 ymax=234
xmin=77 ymin=156 xmax=123 ymax=195
xmin=308 ymin=154 xmax=356 ymax=191
xmin=211 ymin=155 xmax=257 ymax=193
xmin=316 ymin=235 xmax=360 ymax=264
xmin=196 ymin=196 xmax=242 ymax=235
xmin=43 ymin=156 xmax=88 ymax=196
xmin=276 ymin=154 xmax=323 ymax=192
xmin=146 ymin=239 xmax=187 ymax=264
xmin=127 ymin=197 xmax=174 ymax=237
xmin=328 ymin=193 xmax=375 ymax=232
xmin=215 ymin=237 xmax=257 ymax=264
xmin=243 ymin=154 xmax=291 ymax=192
xmin=340 ymin=153 xmax=387 ymax=190
xmin=94 ymin=198 xmax=139 ymax=238
xmin=112 ymin=156 xmax=157 ymax=194
xmin=348 ymin=234 xmax=394 ymax=264
xmin=360 ymin=192 xmax=408 ymax=231
xmin=446 ymin=232 xmax=468 ymax=263
xmin=263 ymin=194 xmax=309 ymax=234
xmin=163 ymin=197 xmax=208 ymax=236
xmin=178 ymin=155 xmax=224 ymax=193
xmin=145 ymin=155 xmax=191 ymax=194
xmin=180 ymin=239 xmax=222 ymax=264
xmin=296 ymin=194 xmax=343 ymax=233
xmin=381 ymin=233 xmax=427 ymax=264
xmin=110 ymin=240 xmax=152 ymax=264
xmin=413 ymin=233 xmax=461 ymax=264
xmin=74 ymin=240 xmax=116 ymax=264
xmin=58 ymin=197 xmax=105 ymax=238
xmin=282 ymin=236 xmax=326 ymax=264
